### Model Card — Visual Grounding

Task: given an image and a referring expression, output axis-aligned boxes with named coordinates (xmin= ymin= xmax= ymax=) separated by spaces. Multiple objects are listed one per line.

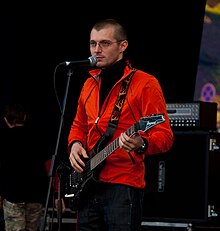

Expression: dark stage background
xmin=0 ymin=1 xmax=206 ymax=169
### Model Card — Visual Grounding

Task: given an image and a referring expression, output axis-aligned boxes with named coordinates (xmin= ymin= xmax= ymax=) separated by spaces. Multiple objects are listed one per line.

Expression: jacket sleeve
xmin=140 ymin=78 xmax=174 ymax=155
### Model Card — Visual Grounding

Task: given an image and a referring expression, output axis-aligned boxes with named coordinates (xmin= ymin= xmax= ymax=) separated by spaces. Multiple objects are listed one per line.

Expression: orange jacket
xmin=68 ymin=64 xmax=174 ymax=188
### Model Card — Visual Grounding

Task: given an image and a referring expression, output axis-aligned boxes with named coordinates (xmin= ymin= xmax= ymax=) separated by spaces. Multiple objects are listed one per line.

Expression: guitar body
xmin=64 ymin=114 xmax=165 ymax=210
xmin=64 ymin=136 xmax=109 ymax=209
xmin=65 ymin=167 xmax=98 ymax=210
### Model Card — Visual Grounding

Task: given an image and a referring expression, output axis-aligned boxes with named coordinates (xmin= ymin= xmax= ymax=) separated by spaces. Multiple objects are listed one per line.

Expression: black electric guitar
xmin=64 ymin=114 xmax=165 ymax=209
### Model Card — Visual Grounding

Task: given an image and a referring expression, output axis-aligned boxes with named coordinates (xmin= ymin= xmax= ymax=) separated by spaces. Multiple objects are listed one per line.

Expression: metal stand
xmin=40 ymin=66 xmax=74 ymax=231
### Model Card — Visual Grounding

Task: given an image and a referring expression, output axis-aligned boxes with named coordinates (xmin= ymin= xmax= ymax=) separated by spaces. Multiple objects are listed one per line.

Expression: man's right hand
xmin=69 ymin=142 xmax=88 ymax=173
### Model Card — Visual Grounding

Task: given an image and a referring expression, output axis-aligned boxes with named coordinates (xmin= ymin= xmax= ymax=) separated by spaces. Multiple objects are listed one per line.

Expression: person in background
xmin=0 ymin=103 xmax=51 ymax=231
xmin=64 ymin=18 xmax=174 ymax=231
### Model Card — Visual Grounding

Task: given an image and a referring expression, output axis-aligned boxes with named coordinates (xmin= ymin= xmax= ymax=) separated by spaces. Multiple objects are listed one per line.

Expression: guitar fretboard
xmin=90 ymin=124 xmax=137 ymax=170
xmin=83 ymin=114 xmax=165 ymax=172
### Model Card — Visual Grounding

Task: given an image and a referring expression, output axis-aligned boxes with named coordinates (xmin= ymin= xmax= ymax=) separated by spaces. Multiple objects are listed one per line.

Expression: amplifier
xmin=166 ymin=101 xmax=217 ymax=131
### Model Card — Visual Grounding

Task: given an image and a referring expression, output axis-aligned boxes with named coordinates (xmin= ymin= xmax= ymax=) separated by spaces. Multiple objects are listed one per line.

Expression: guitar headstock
xmin=138 ymin=114 xmax=165 ymax=132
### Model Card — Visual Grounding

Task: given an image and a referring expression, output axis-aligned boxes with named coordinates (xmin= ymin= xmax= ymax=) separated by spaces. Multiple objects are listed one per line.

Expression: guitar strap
xmin=89 ymin=68 xmax=137 ymax=156
xmin=105 ymin=68 xmax=137 ymax=139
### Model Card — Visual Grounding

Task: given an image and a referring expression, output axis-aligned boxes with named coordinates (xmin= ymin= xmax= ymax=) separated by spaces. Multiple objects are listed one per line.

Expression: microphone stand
xmin=41 ymin=67 xmax=74 ymax=231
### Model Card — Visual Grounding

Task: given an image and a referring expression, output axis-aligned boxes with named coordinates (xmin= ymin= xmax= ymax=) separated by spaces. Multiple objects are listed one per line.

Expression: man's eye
xmin=100 ymin=41 xmax=111 ymax=47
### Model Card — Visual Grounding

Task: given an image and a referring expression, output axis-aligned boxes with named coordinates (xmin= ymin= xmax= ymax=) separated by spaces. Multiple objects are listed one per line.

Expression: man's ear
xmin=120 ymin=40 xmax=128 ymax=52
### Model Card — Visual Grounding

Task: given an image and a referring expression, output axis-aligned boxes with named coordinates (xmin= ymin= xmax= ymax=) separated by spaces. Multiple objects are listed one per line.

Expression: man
xmin=0 ymin=103 xmax=50 ymax=231
xmin=67 ymin=18 xmax=174 ymax=231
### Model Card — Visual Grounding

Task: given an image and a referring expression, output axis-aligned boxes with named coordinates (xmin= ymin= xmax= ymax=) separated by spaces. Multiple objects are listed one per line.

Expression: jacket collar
xmin=89 ymin=59 xmax=134 ymax=81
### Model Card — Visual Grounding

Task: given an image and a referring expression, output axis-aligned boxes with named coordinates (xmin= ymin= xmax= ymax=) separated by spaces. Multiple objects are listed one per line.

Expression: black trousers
xmin=77 ymin=183 xmax=144 ymax=231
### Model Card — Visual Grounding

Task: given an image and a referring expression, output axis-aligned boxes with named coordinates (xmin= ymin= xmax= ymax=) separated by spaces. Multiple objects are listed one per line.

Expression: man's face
xmin=90 ymin=27 xmax=128 ymax=68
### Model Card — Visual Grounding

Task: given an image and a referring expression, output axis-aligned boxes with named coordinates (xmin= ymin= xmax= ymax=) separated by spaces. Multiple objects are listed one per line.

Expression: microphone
xmin=65 ymin=56 xmax=97 ymax=67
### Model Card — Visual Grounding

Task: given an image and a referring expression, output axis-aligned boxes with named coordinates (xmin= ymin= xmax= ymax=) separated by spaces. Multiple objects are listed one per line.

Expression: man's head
xmin=90 ymin=18 xmax=128 ymax=68
xmin=4 ymin=103 xmax=26 ymax=128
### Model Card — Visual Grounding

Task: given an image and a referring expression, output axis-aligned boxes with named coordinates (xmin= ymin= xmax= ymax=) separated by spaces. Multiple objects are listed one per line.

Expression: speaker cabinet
xmin=142 ymin=131 xmax=220 ymax=224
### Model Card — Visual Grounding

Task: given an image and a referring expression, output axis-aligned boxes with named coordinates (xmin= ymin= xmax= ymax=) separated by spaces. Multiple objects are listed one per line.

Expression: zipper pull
xmin=95 ymin=117 xmax=99 ymax=124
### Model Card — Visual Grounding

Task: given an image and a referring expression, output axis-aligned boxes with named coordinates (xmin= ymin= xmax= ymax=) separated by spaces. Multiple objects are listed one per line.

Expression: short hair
xmin=92 ymin=18 xmax=127 ymax=41
xmin=4 ymin=103 xmax=26 ymax=125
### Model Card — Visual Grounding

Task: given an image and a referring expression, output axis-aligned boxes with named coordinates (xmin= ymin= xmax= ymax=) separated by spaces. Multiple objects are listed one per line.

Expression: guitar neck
xmin=86 ymin=114 xmax=165 ymax=171
xmin=90 ymin=123 xmax=137 ymax=170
